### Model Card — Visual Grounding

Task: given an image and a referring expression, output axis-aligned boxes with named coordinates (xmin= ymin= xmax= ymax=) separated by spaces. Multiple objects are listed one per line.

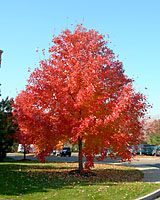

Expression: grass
xmin=0 ymin=160 xmax=159 ymax=200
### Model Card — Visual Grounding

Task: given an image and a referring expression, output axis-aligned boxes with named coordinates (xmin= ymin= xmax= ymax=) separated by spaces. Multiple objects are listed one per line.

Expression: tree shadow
xmin=0 ymin=161 xmax=143 ymax=197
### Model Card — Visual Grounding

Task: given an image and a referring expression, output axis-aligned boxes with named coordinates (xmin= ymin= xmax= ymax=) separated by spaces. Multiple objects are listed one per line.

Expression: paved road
xmin=119 ymin=157 xmax=160 ymax=183
xmin=7 ymin=153 xmax=160 ymax=183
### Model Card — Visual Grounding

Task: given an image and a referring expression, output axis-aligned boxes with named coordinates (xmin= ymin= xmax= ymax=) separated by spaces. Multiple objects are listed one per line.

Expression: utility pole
xmin=0 ymin=49 xmax=3 ymax=68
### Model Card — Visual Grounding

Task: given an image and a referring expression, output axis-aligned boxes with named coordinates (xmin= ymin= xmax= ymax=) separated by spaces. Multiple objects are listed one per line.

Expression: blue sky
xmin=0 ymin=0 xmax=160 ymax=118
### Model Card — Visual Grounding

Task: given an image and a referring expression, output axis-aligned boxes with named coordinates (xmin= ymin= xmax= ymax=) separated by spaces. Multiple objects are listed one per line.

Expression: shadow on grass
xmin=0 ymin=160 xmax=143 ymax=197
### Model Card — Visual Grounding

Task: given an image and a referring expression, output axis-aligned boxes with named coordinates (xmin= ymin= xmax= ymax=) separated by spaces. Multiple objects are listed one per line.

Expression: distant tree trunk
xmin=23 ymin=145 xmax=27 ymax=160
xmin=23 ymin=151 xmax=26 ymax=160
xmin=140 ymin=146 xmax=142 ymax=155
xmin=78 ymin=136 xmax=83 ymax=171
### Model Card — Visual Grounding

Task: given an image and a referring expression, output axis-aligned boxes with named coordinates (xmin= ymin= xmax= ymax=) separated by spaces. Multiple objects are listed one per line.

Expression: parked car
xmin=106 ymin=149 xmax=116 ymax=156
xmin=144 ymin=145 xmax=157 ymax=156
xmin=136 ymin=144 xmax=154 ymax=155
xmin=52 ymin=149 xmax=60 ymax=156
xmin=155 ymin=146 xmax=160 ymax=156
xmin=18 ymin=144 xmax=36 ymax=153
xmin=18 ymin=144 xmax=25 ymax=152
xmin=59 ymin=147 xmax=71 ymax=157
xmin=52 ymin=147 xmax=71 ymax=157
xmin=129 ymin=146 xmax=137 ymax=155
xmin=52 ymin=149 xmax=57 ymax=155
xmin=136 ymin=145 xmax=146 ymax=155
xmin=152 ymin=146 xmax=160 ymax=156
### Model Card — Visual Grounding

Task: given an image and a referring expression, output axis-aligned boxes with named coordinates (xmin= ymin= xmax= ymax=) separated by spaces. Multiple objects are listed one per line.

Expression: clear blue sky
xmin=0 ymin=0 xmax=160 ymax=118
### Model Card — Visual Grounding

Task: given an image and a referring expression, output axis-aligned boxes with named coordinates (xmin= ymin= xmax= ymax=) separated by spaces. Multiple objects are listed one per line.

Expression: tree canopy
xmin=14 ymin=24 xmax=150 ymax=170
xmin=145 ymin=119 xmax=160 ymax=145
xmin=0 ymin=97 xmax=17 ymax=161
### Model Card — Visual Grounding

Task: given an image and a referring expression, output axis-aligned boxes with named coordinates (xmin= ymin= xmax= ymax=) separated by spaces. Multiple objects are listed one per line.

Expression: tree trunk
xmin=23 ymin=151 xmax=26 ymax=160
xmin=23 ymin=145 xmax=27 ymax=160
xmin=78 ymin=136 xmax=83 ymax=171
xmin=140 ymin=146 xmax=142 ymax=155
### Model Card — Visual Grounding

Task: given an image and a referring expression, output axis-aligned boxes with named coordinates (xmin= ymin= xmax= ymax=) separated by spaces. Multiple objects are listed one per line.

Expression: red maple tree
xmin=14 ymin=24 xmax=150 ymax=170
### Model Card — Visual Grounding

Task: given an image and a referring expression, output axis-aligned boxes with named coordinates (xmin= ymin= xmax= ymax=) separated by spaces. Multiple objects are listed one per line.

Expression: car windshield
xmin=150 ymin=146 xmax=156 ymax=150
xmin=63 ymin=147 xmax=70 ymax=150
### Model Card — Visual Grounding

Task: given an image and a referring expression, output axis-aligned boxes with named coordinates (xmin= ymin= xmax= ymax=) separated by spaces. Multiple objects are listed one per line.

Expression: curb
xmin=135 ymin=189 xmax=160 ymax=200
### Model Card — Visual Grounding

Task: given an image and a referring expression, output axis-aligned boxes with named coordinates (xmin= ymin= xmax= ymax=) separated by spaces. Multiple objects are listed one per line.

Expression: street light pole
xmin=0 ymin=49 xmax=3 ymax=68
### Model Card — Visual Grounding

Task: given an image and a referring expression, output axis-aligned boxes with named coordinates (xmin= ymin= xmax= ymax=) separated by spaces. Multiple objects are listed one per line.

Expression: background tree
xmin=145 ymin=119 xmax=160 ymax=145
xmin=14 ymin=24 xmax=150 ymax=171
xmin=15 ymin=130 xmax=32 ymax=160
xmin=0 ymin=97 xmax=17 ymax=161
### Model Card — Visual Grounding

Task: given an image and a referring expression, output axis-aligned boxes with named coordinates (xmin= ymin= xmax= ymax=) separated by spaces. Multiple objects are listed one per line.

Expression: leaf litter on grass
xmin=0 ymin=161 xmax=159 ymax=200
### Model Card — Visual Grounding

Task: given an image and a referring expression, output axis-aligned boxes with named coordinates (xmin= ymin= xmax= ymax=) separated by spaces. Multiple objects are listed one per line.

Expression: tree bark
xmin=78 ymin=136 xmax=83 ymax=171
xmin=23 ymin=145 xmax=27 ymax=160
xmin=23 ymin=151 xmax=26 ymax=160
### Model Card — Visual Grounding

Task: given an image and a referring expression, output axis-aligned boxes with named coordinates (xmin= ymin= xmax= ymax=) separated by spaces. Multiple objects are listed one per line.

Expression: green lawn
xmin=0 ymin=160 xmax=159 ymax=200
